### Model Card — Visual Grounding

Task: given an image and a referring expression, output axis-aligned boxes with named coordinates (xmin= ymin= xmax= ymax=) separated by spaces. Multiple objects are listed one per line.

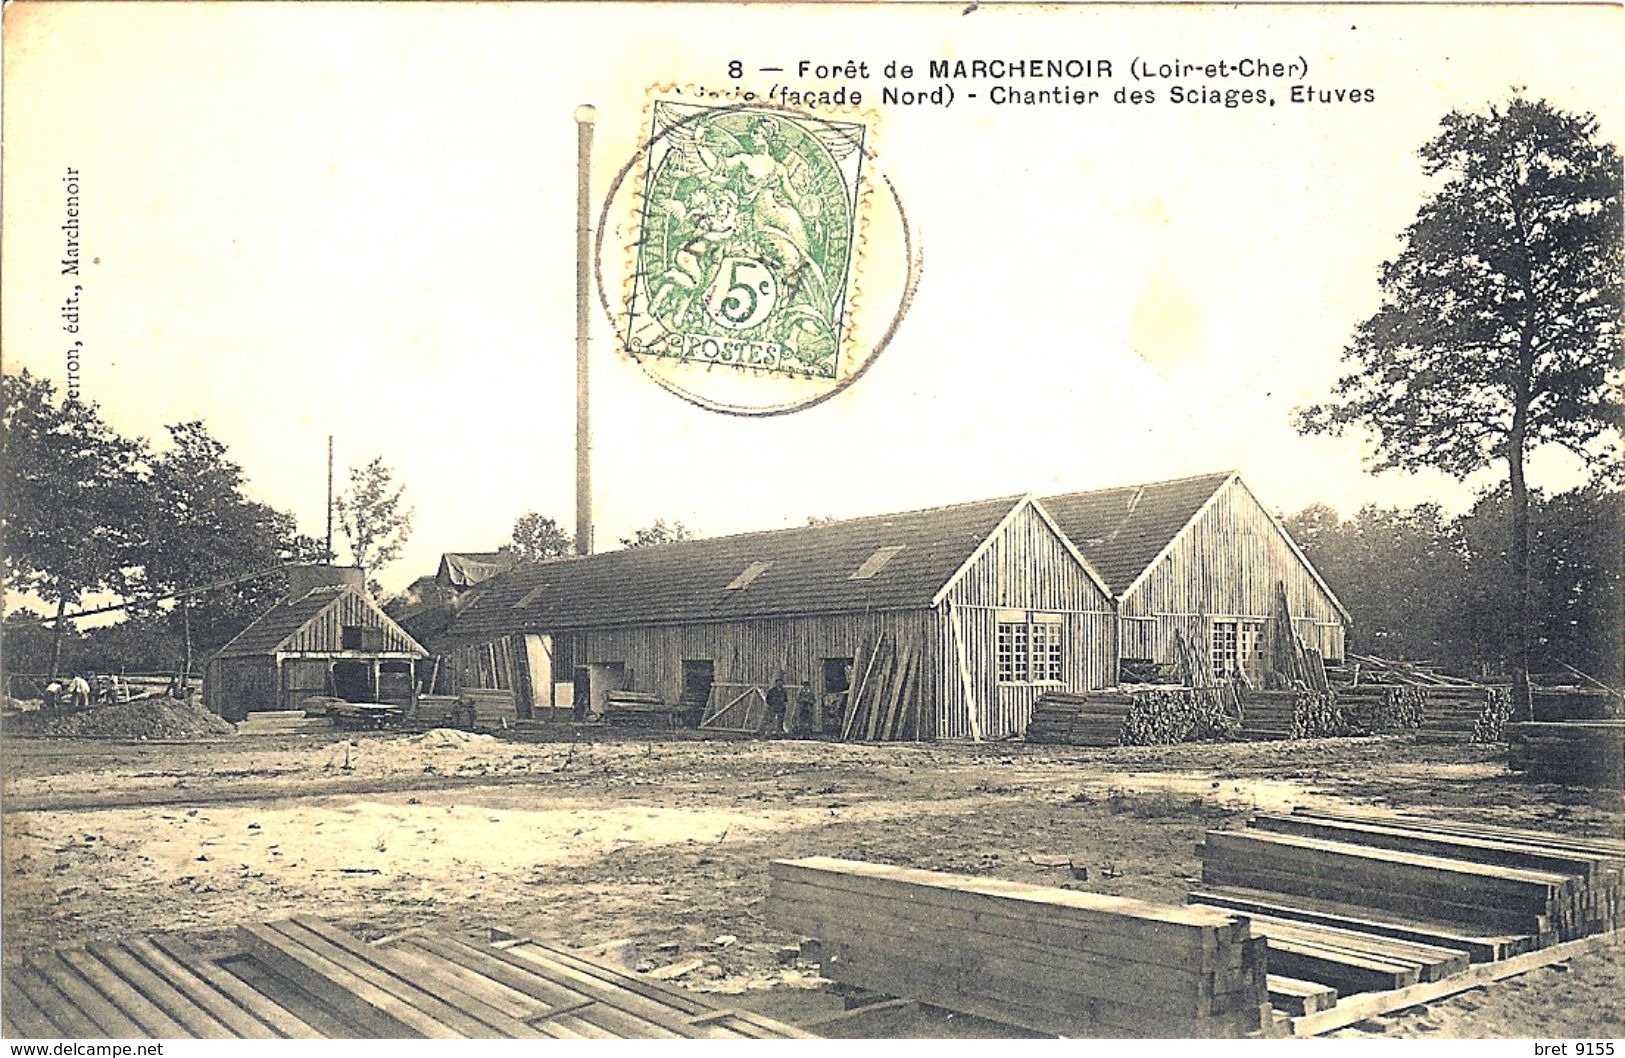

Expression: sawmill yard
xmin=2 ymin=727 xmax=1621 ymax=1039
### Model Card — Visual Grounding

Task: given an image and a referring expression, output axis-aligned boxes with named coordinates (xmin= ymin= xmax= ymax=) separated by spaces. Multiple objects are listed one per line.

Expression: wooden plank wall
xmin=280 ymin=591 xmax=422 ymax=655
xmin=564 ymin=610 xmax=941 ymax=729
xmin=1121 ymin=480 xmax=1347 ymax=664
xmin=205 ymin=657 xmax=279 ymax=720
xmin=939 ymin=503 xmax=1118 ymax=739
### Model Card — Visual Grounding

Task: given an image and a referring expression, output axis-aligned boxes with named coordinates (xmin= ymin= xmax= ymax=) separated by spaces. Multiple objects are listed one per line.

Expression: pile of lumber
xmin=0 ymin=917 xmax=813 ymax=1039
xmin=1507 ymin=721 xmax=1625 ymax=788
xmin=1343 ymin=653 xmax=1481 ymax=688
xmin=1414 ymin=686 xmax=1497 ymax=744
xmin=460 ymin=688 xmax=518 ymax=729
xmin=602 ymin=690 xmax=679 ymax=729
xmin=1238 ymin=690 xmax=1296 ymax=740
xmin=1236 ymin=690 xmax=1338 ymax=741
xmin=1529 ymin=687 xmax=1624 ymax=722
xmin=1199 ymin=811 xmax=1622 ymax=949
xmin=839 ymin=635 xmax=921 ymax=742
xmin=1333 ymin=685 xmax=1424 ymax=734
xmin=1024 ymin=691 xmax=1130 ymax=746
xmin=768 ymin=856 xmax=1271 ymax=1038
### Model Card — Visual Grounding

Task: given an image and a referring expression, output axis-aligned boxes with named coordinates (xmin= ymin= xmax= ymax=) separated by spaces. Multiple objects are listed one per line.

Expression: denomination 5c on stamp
xmin=626 ymin=100 xmax=867 ymax=381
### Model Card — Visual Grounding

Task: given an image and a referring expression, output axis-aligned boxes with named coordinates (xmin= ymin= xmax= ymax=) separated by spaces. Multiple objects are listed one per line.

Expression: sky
xmin=3 ymin=2 xmax=1620 ymax=598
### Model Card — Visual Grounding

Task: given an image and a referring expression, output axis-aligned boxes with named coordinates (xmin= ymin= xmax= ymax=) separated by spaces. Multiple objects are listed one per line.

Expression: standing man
xmin=761 ymin=676 xmax=788 ymax=738
xmin=793 ymin=681 xmax=817 ymax=739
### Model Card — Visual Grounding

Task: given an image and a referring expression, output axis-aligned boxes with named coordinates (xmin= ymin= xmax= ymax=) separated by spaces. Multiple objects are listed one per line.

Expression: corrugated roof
xmin=431 ymin=495 xmax=1026 ymax=649
xmin=437 ymin=552 xmax=517 ymax=589
xmin=1042 ymin=471 xmax=1235 ymax=595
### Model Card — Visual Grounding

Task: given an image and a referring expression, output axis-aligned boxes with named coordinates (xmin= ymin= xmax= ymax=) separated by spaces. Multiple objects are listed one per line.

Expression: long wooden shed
xmin=430 ymin=495 xmax=1117 ymax=740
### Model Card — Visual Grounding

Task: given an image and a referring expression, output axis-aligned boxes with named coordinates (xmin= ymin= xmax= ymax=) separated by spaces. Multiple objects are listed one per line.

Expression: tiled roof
xmin=1042 ymin=471 xmax=1235 ymax=595
xmin=213 ymin=587 xmax=351 ymax=658
xmin=213 ymin=585 xmax=428 ymax=658
xmin=429 ymin=496 xmax=1025 ymax=649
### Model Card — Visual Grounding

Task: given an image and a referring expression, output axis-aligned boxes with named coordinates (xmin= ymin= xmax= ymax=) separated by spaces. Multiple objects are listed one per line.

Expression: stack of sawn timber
xmin=1198 ymin=811 xmax=1622 ymax=963
xmin=1024 ymin=691 xmax=1131 ymax=746
xmin=1530 ymin=687 xmax=1624 ymax=722
xmin=767 ymin=856 xmax=1271 ymax=1038
xmin=1238 ymin=690 xmax=1296 ymax=741
xmin=602 ymin=690 xmax=680 ymax=729
xmin=1415 ymin=686 xmax=1493 ymax=744
xmin=1507 ymin=721 xmax=1625 ymax=788
xmin=1333 ymin=685 xmax=1423 ymax=735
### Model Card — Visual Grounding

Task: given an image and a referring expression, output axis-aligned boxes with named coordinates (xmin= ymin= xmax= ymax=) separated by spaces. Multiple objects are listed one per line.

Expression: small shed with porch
xmin=204 ymin=565 xmax=429 ymax=721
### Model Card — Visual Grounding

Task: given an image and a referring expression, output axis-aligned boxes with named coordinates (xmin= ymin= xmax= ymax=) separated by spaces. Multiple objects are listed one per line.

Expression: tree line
xmin=1285 ymin=485 xmax=1621 ymax=684
xmin=1 ymin=369 xmax=413 ymax=680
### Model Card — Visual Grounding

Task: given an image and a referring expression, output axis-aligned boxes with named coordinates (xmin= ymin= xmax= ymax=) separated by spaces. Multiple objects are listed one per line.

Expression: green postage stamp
xmin=626 ymin=101 xmax=868 ymax=380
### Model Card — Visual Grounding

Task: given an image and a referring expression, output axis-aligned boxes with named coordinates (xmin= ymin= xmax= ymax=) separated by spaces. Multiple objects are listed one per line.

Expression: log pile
xmin=1507 ymin=721 xmax=1625 ymax=788
xmin=768 ymin=857 xmax=1272 ymax=1038
xmin=1024 ymin=691 xmax=1130 ymax=746
xmin=1199 ymin=811 xmax=1622 ymax=946
xmin=1473 ymin=686 xmax=1515 ymax=743
xmin=1123 ymin=687 xmax=1239 ymax=745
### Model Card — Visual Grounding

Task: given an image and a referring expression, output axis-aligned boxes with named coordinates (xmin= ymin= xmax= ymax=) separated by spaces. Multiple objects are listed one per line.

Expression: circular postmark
xmin=595 ymin=93 xmax=920 ymax=417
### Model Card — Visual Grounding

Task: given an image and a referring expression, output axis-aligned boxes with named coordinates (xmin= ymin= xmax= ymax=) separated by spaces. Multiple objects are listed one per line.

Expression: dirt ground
xmin=2 ymin=728 xmax=1621 ymax=1039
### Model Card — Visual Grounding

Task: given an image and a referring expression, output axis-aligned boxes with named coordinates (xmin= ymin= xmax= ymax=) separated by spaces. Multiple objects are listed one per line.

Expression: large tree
xmin=2 ymin=370 xmax=151 ymax=676
xmin=143 ymin=421 xmax=312 ymax=684
xmin=335 ymin=456 xmax=414 ymax=594
xmin=1298 ymin=97 xmax=1623 ymax=704
xmin=502 ymin=511 xmax=572 ymax=564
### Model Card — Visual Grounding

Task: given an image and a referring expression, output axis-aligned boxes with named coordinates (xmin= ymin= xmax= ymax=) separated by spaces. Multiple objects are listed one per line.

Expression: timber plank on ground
xmin=146 ymin=933 xmax=321 ymax=1038
xmin=87 ymin=942 xmax=238 ymax=1039
xmin=1265 ymin=975 xmax=1338 ymax=1017
xmin=1187 ymin=888 xmax=1533 ymax=963
xmin=771 ymin=857 xmax=1268 ymax=1038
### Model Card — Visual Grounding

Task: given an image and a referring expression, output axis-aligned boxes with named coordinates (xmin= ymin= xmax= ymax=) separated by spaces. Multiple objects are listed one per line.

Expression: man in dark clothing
xmin=761 ymin=676 xmax=788 ymax=738
xmin=792 ymin=683 xmax=817 ymax=738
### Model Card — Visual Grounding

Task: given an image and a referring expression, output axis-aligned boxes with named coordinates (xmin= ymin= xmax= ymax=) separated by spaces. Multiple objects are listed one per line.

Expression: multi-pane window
xmin=1211 ymin=620 xmax=1239 ymax=679
xmin=996 ymin=612 xmax=1065 ymax=683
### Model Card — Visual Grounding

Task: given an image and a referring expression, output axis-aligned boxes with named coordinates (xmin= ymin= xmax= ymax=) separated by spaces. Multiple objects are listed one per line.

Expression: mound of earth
xmin=4 ymin=697 xmax=235 ymax=740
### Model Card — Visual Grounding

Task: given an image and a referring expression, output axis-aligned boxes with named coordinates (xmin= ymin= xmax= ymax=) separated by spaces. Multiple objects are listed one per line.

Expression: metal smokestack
xmin=574 ymin=103 xmax=597 ymax=556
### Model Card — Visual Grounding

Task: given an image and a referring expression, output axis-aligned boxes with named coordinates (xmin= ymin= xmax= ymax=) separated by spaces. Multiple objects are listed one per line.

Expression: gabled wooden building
xmin=1043 ymin=471 xmax=1350 ymax=683
xmin=429 ymin=496 xmax=1116 ymax=739
xmin=204 ymin=566 xmax=429 ymax=721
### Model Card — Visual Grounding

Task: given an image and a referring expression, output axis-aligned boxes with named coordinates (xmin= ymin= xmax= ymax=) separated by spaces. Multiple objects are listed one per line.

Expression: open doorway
xmin=331 ymin=660 xmax=373 ymax=702
xmin=820 ymin=657 xmax=854 ymax=734
xmin=681 ymin=660 xmax=715 ymax=728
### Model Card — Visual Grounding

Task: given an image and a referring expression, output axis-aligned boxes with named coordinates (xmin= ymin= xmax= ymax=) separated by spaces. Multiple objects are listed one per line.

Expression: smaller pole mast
xmin=326 ymin=435 xmax=335 ymax=564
